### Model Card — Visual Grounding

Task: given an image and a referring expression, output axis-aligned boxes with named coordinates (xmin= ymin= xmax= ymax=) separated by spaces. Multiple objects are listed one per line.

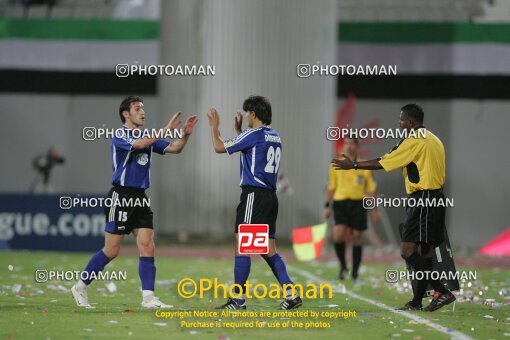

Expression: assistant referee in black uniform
xmin=332 ymin=104 xmax=455 ymax=312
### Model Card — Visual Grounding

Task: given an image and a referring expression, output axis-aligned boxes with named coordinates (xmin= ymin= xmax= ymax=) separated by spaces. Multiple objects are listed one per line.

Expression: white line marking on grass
xmin=288 ymin=265 xmax=471 ymax=340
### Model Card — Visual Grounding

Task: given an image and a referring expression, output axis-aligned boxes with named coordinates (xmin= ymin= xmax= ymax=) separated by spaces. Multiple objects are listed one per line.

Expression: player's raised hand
xmin=332 ymin=153 xmax=354 ymax=170
xmin=234 ymin=111 xmax=243 ymax=134
xmin=167 ymin=111 xmax=182 ymax=130
xmin=183 ymin=115 xmax=198 ymax=135
xmin=206 ymin=108 xmax=220 ymax=128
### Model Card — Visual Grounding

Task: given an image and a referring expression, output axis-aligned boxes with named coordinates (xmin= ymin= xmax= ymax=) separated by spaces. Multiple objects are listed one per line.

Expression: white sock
xmin=76 ymin=280 xmax=87 ymax=290
xmin=142 ymin=290 xmax=154 ymax=300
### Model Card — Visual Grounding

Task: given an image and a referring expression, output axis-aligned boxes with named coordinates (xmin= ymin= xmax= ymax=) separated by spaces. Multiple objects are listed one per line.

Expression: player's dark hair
xmin=401 ymin=103 xmax=424 ymax=124
xmin=243 ymin=95 xmax=272 ymax=125
xmin=119 ymin=95 xmax=143 ymax=123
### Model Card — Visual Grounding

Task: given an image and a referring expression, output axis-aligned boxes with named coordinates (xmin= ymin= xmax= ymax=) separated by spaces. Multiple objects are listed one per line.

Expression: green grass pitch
xmin=0 ymin=250 xmax=509 ymax=339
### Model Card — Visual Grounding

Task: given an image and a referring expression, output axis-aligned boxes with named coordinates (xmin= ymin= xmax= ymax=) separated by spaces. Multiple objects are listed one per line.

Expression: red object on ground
xmin=479 ymin=227 xmax=510 ymax=256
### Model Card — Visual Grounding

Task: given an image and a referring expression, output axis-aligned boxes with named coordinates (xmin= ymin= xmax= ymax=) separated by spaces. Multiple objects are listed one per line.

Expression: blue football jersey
xmin=111 ymin=126 xmax=170 ymax=189
xmin=223 ymin=126 xmax=282 ymax=190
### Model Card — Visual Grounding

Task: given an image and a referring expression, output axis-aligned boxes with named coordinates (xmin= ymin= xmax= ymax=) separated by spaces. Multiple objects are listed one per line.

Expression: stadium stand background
xmin=0 ymin=0 xmax=509 ymax=248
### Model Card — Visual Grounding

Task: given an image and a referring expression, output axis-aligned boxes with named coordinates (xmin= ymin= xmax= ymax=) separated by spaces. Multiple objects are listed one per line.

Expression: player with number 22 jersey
xmin=207 ymin=95 xmax=302 ymax=311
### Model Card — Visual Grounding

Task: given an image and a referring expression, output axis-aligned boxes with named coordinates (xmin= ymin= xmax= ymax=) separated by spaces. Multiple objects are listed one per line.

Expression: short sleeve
xmin=112 ymin=136 xmax=134 ymax=151
xmin=365 ymin=170 xmax=377 ymax=193
xmin=153 ymin=139 xmax=171 ymax=155
xmin=224 ymin=129 xmax=258 ymax=154
xmin=328 ymin=164 xmax=337 ymax=190
xmin=379 ymin=138 xmax=420 ymax=172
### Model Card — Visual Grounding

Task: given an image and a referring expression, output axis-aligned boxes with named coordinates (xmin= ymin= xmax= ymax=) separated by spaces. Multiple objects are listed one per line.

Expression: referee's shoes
xmin=424 ymin=291 xmax=456 ymax=312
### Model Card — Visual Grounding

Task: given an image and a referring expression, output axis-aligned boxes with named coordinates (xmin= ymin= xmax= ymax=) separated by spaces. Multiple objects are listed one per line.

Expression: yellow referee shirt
xmin=379 ymin=128 xmax=445 ymax=194
xmin=328 ymin=159 xmax=377 ymax=200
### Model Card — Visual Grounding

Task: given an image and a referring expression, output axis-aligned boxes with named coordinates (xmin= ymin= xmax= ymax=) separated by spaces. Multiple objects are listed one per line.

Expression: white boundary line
xmin=287 ymin=265 xmax=472 ymax=340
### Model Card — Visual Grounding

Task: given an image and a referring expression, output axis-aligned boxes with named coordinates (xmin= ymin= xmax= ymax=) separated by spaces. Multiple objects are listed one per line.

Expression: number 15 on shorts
xmin=238 ymin=224 xmax=269 ymax=254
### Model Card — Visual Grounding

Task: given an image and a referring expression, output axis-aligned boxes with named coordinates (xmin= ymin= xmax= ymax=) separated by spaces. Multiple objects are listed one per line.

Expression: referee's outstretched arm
xmin=332 ymin=153 xmax=383 ymax=171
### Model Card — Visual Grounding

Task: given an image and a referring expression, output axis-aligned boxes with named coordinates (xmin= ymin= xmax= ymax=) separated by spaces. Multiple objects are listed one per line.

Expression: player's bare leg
xmin=103 ymin=233 xmax=124 ymax=259
xmin=72 ymin=233 xmax=123 ymax=307
xmin=134 ymin=228 xmax=172 ymax=309
xmin=332 ymin=224 xmax=348 ymax=280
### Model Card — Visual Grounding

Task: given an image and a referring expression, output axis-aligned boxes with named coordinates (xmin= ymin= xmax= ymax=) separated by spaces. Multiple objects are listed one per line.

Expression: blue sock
xmin=264 ymin=253 xmax=293 ymax=286
xmin=139 ymin=257 xmax=156 ymax=291
xmin=81 ymin=250 xmax=111 ymax=285
xmin=234 ymin=256 xmax=251 ymax=304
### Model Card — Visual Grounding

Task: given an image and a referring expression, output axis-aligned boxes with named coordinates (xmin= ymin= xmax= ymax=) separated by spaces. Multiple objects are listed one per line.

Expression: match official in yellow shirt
xmin=324 ymin=137 xmax=380 ymax=282
xmin=331 ymin=104 xmax=455 ymax=312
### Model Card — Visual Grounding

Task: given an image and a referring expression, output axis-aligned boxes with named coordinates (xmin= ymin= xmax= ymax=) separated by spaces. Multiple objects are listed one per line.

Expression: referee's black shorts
xmin=400 ymin=189 xmax=446 ymax=247
xmin=332 ymin=199 xmax=367 ymax=231
xmin=104 ymin=185 xmax=153 ymax=235
xmin=235 ymin=186 xmax=278 ymax=238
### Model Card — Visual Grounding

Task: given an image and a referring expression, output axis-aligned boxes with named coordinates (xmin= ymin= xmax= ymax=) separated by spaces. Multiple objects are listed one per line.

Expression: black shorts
xmin=400 ymin=189 xmax=446 ymax=247
xmin=332 ymin=199 xmax=367 ymax=231
xmin=104 ymin=186 xmax=153 ymax=235
xmin=235 ymin=186 xmax=278 ymax=238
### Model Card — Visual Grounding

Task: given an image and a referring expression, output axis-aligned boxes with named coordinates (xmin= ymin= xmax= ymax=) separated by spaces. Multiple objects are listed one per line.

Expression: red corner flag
xmin=292 ymin=223 xmax=327 ymax=261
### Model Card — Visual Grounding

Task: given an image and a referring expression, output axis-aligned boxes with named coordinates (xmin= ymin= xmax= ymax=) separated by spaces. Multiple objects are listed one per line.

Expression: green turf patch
xmin=0 ymin=251 xmax=508 ymax=339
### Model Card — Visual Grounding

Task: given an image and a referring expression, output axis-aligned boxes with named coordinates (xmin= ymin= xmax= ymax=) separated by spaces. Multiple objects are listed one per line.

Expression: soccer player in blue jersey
xmin=206 ymin=95 xmax=302 ymax=310
xmin=72 ymin=96 xmax=198 ymax=308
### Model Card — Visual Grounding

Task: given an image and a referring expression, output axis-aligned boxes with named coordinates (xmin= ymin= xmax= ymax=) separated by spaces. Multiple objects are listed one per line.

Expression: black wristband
xmin=353 ymin=161 xmax=359 ymax=170
xmin=324 ymin=202 xmax=330 ymax=208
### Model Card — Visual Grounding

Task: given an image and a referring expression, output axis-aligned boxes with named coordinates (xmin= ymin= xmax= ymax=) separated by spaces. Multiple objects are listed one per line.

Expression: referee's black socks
xmin=352 ymin=245 xmax=362 ymax=279
xmin=333 ymin=242 xmax=347 ymax=270
xmin=406 ymin=252 xmax=450 ymax=305
xmin=405 ymin=252 xmax=429 ymax=306
xmin=423 ymin=257 xmax=449 ymax=294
